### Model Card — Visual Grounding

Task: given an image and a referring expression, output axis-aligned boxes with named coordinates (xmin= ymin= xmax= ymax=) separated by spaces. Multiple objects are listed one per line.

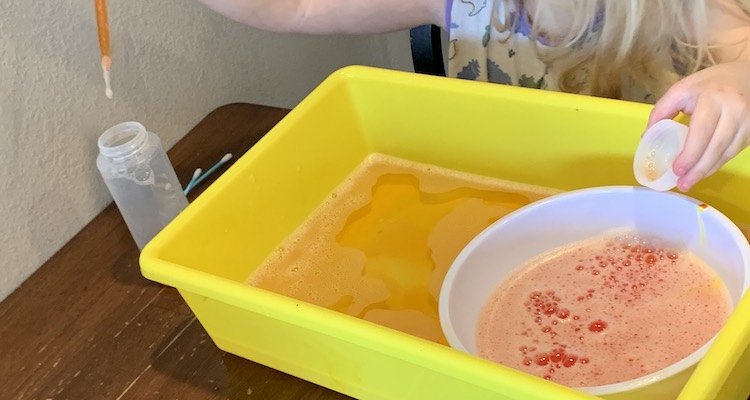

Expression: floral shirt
xmin=446 ymin=0 xmax=656 ymax=103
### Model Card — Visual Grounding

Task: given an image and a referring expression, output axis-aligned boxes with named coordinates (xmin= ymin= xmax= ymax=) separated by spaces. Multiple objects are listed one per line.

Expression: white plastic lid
xmin=633 ymin=119 xmax=688 ymax=191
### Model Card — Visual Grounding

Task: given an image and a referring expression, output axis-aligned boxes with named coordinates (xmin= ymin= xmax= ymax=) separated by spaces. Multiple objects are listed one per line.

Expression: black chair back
xmin=409 ymin=25 xmax=446 ymax=76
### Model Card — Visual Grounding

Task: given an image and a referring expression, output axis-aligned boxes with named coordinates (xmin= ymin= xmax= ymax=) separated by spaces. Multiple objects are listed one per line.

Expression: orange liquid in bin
xmin=247 ymin=153 xmax=558 ymax=345
xmin=140 ymin=66 xmax=750 ymax=400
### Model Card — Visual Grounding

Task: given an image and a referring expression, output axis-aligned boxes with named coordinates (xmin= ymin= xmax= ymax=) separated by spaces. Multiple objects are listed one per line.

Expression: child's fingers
xmin=676 ymin=103 xmax=734 ymax=191
xmin=672 ymin=95 xmax=717 ymax=174
xmin=647 ymin=82 xmax=691 ymax=129
xmin=650 ymin=61 xmax=750 ymax=191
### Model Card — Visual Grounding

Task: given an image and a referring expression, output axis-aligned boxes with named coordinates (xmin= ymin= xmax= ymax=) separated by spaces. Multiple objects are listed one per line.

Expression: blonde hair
xmin=493 ymin=1 xmax=728 ymax=99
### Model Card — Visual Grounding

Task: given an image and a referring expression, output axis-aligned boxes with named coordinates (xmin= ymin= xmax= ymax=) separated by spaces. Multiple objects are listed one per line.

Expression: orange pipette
xmin=95 ymin=0 xmax=113 ymax=99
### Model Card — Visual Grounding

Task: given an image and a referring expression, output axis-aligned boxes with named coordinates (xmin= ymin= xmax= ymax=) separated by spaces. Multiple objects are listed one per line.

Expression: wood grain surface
xmin=0 ymin=103 xmax=352 ymax=400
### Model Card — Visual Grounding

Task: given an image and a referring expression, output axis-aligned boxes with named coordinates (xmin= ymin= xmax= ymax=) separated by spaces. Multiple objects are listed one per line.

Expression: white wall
xmin=0 ymin=0 xmax=413 ymax=301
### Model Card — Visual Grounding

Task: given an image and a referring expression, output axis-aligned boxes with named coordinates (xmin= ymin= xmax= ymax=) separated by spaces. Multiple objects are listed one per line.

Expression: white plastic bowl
xmin=439 ymin=186 xmax=750 ymax=398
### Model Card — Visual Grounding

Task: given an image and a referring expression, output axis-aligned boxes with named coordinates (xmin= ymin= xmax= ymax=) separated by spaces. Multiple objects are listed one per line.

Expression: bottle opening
xmin=98 ymin=121 xmax=149 ymax=158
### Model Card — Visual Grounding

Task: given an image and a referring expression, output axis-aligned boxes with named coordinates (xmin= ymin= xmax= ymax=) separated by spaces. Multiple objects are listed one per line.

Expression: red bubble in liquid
xmin=550 ymin=349 xmax=565 ymax=363
xmin=563 ymin=355 xmax=578 ymax=368
xmin=523 ymin=357 xmax=533 ymax=366
xmin=589 ymin=320 xmax=608 ymax=332
xmin=576 ymin=265 xmax=585 ymax=271
xmin=645 ymin=254 xmax=658 ymax=264
xmin=667 ymin=251 xmax=679 ymax=260
xmin=580 ymin=357 xmax=590 ymax=364
xmin=535 ymin=353 xmax=550 ymax=366
xmin=556 ymin=308 xmax=570 ymax=319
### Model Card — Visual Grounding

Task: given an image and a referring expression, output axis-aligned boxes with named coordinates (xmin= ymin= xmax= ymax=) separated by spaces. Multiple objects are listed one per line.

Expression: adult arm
xmin=197 ymin=0 xmax=447 ymax=34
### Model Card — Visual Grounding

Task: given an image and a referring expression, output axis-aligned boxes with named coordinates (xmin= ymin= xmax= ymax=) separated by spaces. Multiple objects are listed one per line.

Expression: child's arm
xmin=197 ymin=0 xmax=446 ymax=34
xmin=648 ymin=0 xmax=750 ymax=192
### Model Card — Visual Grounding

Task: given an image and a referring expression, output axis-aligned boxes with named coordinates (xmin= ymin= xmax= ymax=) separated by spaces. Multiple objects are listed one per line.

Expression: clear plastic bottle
xmin=96 ymin=121 xmax=189 ymax=250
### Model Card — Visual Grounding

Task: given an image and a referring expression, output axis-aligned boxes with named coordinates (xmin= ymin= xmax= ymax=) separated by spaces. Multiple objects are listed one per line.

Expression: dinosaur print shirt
xmin=446 ymin=0 xmax=656 ymax=103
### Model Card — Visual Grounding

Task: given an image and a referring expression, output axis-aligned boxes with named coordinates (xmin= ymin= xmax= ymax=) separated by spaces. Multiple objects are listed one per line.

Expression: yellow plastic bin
xmin=140 ymin=66 xmax=750 ymax=400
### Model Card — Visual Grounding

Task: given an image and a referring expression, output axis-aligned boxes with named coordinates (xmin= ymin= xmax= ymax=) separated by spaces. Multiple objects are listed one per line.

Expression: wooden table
xmin=0 ymin=103 xmax=352 ymax=400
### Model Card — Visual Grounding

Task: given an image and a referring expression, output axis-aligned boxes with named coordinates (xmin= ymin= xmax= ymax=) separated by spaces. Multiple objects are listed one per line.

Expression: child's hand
xmin=647 ymin=60 xmax=750 ymax=192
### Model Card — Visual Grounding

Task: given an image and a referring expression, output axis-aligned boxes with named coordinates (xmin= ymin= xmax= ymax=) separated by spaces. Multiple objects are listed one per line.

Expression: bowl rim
xmin=438 ymin=185 xmax=750 ymax=395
